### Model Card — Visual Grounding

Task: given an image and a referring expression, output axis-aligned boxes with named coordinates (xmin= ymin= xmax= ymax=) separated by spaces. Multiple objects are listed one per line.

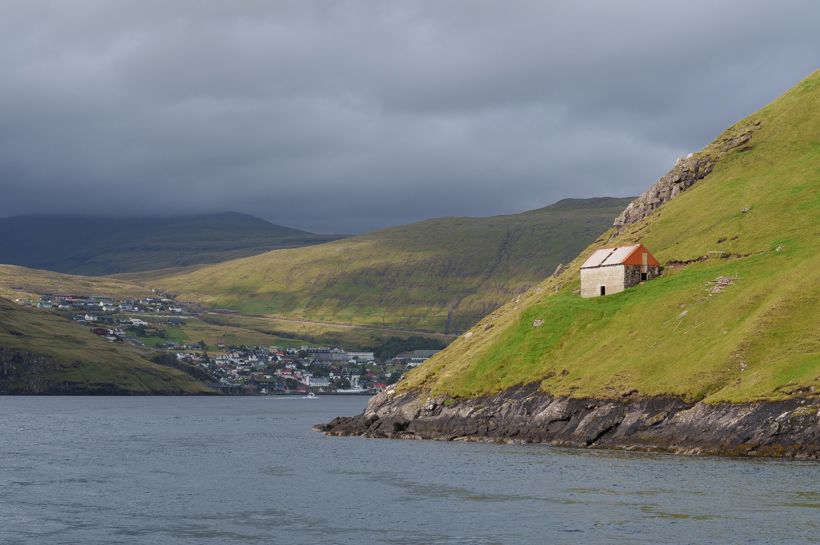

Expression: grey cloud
xmin=0 ymin=0 xmax=817 ymax=233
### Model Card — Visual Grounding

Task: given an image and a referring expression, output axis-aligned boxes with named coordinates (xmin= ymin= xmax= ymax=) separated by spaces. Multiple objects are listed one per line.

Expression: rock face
xmin=613 ymin=120 xmax=761 ymax=229
xmin=317 ymin=384 xmax=820 ymax=459
xmin=0 ymin=348 xmax=212 ymax=395
xmin=0 ymin=348 xmax=128 ymax=394
xmin=0 ymin=349 xmax=62 ymax=394
xmin=614 ymin=154 xmax=716 ymax=228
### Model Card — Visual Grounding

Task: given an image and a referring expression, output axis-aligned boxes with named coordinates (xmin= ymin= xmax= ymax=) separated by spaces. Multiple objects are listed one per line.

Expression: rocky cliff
xmin=0 ymin=348 xmax=125 ymax=394
xmin=318 ymin=385 xmax=820 ymax=459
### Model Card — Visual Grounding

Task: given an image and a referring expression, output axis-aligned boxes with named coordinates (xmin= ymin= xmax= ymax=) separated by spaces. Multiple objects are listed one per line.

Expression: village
xmin=14 ymin=292 xmax=440 ymax=395
xmin=195 ymin=345 xmax=438 ymax=395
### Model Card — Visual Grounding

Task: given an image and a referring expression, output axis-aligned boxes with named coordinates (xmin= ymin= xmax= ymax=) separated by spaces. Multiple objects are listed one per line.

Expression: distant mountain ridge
xmin=0 ymin=212 xmax=345 ymax=275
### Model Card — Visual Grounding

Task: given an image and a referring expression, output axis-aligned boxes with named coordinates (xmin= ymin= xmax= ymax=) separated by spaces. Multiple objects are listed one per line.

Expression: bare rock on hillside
xmin=614 ymin=154 xmax=716 ymax=228
xmin=613 ymin=120 xmax=762 ymax=231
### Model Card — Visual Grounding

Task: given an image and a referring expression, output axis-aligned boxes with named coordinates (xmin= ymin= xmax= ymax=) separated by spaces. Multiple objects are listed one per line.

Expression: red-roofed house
xmin=580 ymin=244 xmax=660 ymax=298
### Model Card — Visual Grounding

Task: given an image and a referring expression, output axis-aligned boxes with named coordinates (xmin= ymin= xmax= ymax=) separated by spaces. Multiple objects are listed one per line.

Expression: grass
xmin=130 ymin=325 xmax=188 ymax=349
xmin=0 ymin=264 xmax=457 ymax=354
xmin=0 ymin=298 xmax=212 ymax=394
xmin=195 ymin=313 xmax=455 ymax=351
xmin=0 ymin=265 xmax=150 ymax=302
xmin=113 ymin=311 xmax=452 ymax=353
xmin=402 ymin=69 xmax=820 ymax=403
xmin=136 ymin=197 xmax=632 ymax=334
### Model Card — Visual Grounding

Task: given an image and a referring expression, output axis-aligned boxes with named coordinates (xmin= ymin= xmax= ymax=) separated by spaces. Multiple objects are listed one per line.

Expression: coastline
xmin=316 ymin=383 xmax=820 ymax=459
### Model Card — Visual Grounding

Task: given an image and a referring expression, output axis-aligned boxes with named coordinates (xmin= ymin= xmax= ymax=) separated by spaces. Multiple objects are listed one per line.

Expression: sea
xmin=1 ymin=396 xmax=817 ymax=545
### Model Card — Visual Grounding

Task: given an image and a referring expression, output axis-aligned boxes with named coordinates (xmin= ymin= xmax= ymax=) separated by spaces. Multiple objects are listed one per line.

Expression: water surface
xmin=1 ymin=396 xmax=817 ymax=544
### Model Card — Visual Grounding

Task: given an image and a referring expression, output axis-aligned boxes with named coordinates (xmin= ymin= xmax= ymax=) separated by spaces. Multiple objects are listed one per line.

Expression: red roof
xmin=581 ymin=244 xmax=659 ymax=268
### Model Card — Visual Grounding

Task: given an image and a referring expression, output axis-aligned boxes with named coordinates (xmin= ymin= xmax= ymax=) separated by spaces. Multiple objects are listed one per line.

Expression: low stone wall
xmin=623 ymin=264 xmax=661 ymax=289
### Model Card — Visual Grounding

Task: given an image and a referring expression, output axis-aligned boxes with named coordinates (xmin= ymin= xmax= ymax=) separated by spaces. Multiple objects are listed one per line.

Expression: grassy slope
xmin=195 ymin=313 xmax=456 ymax=351
xmin=0 ymin=264 xmax=455 ymax=351
xmin=0 ymin=298 xmax=212 ymax=394
xmin=143 ymin=198 xmax=632 ymax=334
xmin=0 ymin=212 xmax=344 ymax=275
xmin=403 ymin=70 xmax=820 ymax=403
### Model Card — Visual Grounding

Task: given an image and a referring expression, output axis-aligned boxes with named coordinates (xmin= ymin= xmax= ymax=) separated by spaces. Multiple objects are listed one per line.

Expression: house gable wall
xmin=580 ymin=264 xmax=625 ymax=298
xmin=621 ymin=245 xmax=661 ymax=267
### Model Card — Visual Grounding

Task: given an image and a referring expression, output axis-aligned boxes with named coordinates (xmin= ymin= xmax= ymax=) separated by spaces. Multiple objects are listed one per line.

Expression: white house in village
xmin=580 ymin=244 xmax=660 ymax=298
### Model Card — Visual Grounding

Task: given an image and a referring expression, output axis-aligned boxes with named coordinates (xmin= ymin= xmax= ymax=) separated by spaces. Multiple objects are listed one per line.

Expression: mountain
xmin=142 ymin=197 xmax=633 ymax=334
xmin=320 ymin=70 xmax=820 ymax=457
xmin=0 ymin=212 xmax=345 ymax=275
xmin=0 ymin=298 xmax=212 ymax=394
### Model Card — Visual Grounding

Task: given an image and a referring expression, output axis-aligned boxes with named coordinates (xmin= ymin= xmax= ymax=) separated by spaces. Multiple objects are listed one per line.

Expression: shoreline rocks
xmin=317 ymin=384 xmax=820 ymax=459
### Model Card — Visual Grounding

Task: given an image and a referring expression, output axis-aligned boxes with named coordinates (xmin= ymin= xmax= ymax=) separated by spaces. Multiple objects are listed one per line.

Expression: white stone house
xmin=580 ymin=244 xmax=660 ymax=298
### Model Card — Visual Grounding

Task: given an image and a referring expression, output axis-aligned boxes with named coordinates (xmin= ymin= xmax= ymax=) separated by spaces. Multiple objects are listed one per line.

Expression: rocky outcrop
xmin=317 ymin=384 xmax=820 ymax=459
xmin=0 ymin=348 xmax=57 ymax=394
xmin=2 ymin=349 xmax=90 ymax=394
xmin=0 ymin=348 xmax=136 ymax=394
xmin=613 ymin=120 xmax=762 ymax=230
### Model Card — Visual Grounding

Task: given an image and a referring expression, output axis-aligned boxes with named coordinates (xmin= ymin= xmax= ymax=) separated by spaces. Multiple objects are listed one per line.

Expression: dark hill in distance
xmin=0 ymin=212 xmax=345 ymax=275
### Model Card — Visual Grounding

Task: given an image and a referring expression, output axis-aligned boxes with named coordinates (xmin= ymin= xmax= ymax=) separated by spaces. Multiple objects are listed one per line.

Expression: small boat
xmin=303 ymin=392 xmax=318 ymax=399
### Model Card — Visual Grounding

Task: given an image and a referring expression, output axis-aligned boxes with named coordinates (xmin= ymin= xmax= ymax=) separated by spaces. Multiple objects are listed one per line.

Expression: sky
xmin=0 ymin=1 xmax=817 ymax=233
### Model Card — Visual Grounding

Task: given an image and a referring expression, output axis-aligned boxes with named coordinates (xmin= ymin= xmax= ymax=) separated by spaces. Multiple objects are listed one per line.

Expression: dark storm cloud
xmin=0 ymin=1 xmax=817 ymax=233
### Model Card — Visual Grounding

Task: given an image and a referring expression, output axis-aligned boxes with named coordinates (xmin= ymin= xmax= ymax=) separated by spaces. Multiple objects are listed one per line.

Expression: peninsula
xmin=319 ymin=70 xmax=820 ymax=458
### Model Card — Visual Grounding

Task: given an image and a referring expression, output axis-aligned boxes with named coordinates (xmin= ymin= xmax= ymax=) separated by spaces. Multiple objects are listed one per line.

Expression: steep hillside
xmin=144 ymin=198 xmax=632 ymax=333
xmin=0 ymin=212 xmax=344 ymax=275
xmin=0 ymin=298 xmax=212 ymax=394
xmin=401 ymin=69 xmax=819 ymax=404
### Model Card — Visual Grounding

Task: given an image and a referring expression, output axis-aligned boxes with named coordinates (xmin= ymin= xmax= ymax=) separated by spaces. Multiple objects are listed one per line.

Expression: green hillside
xmin=402 ymin=70 xmax=820 ymax=403
xmin=0 ymin=212 xmax=344 ymax=275
xmin=0 ymin=264 xmax=455 ymax=353
xmin=144 ymin=198 xmax=632 ymax=334
xmin=0 ymin=298 xmax=212 ymax=394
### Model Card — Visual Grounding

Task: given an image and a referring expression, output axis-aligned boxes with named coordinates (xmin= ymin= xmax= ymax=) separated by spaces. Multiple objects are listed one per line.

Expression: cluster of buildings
xmin=11 ymin=293 xmax=189 ymax=345
xmin=189 ymin=345 xmax=406 ymax=395
xmin=18 ymin=292 xmax=183 ymax=314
